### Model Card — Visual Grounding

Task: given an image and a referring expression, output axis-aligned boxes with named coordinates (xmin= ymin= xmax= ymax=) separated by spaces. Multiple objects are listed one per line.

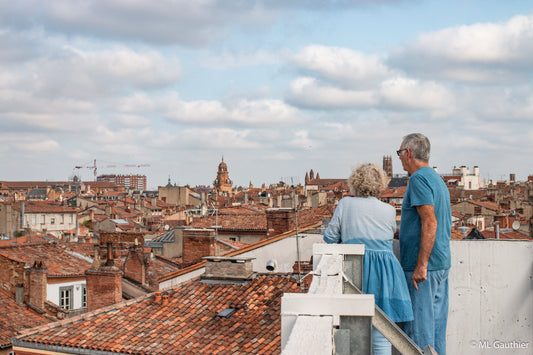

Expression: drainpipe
xmin=75 ymin=215 xmax=79 ymax=241
xmin=494 ymin=221 xmax=500 ymax=239
xmin=21 ymin=202 xmax=26 ymax=229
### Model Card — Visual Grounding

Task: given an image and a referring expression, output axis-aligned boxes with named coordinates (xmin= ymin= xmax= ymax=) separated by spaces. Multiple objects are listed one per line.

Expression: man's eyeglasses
xmin=396 ymin=148 xmax=407 ymax=157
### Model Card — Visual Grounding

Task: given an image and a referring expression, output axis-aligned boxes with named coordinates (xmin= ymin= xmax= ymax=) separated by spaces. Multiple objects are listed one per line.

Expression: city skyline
xmin=1 ymin=1 xmax=532 ymax=189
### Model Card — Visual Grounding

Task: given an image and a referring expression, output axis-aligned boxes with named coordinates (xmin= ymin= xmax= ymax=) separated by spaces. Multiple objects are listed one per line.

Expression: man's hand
xmin=411 ymin=264 xmax=427 ymax=290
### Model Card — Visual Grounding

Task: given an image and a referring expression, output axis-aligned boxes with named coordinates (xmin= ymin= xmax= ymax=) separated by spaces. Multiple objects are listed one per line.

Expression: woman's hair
xmin=348 ymin=163 xmax=387 ymax=198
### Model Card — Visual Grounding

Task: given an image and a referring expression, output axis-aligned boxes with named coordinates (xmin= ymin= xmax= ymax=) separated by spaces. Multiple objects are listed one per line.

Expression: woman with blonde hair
xmin=323 ymin=163 xmax=413 ymax=355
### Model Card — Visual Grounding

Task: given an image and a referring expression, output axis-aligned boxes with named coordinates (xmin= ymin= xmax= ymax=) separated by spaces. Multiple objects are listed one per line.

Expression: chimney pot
xmin=162 ymin=294 xmax=169 ymax=306
xmin=154 ymin=292 xmax=162 ymax=303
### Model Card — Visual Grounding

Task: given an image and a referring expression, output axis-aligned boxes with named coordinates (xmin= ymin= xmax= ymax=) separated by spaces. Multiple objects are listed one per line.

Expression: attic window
xmin=216 ymin=308 xmax=236 ymax=318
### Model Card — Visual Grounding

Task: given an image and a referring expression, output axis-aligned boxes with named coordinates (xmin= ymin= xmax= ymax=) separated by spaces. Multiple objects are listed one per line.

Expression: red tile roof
xmin=146 ymin=257 xmax=182 ymax=282
xmin=189 ymin=205 xmax=332 ymax=232
xmin=190 ymin=214 xmax=267 ymax=231
xmin=465 ymin=200 xmax=499 ymax=211
xmin=451 ymin=229 xmax=467 ymax=240
xmin=9 ymin=200 xmax=78 ymax=213
xmin=451 ymin=211 xmax=465 ymax=219
xmin=0 ymin=243 xmax=92 ymax=277
xmin=16 ymin=275 xmax=302 ymax=354
xmin=481 ymin=230 xmax=532 ymax=240
xmin=322 ymin=181 xmax=348 ymax=191
xmin=0 ymin=233 xmax=57 ymax=247
xmin=448 ymin=189 xmax=489 ymax=203
xmin=381 ymin=186 xmax=407 ymax=198
xmin=296 ymin=206 xmax=333 ymax=227
xmin=0 ymin=288 xmax=50 ymax=349
xmin=306 ymin=178 xmax=346 ymax=187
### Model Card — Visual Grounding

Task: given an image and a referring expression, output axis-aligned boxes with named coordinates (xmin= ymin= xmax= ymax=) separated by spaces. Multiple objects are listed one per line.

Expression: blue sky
xmin=1 ymin=0 xmax=532 ymax=189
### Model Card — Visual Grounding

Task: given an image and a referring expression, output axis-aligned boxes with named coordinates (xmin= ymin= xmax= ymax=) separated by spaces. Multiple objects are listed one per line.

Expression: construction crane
xmin=74 ymin=159 xmax=150 ymax=181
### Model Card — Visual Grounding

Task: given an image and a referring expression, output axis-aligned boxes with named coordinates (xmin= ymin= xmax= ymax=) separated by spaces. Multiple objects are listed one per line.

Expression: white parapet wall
xmin=448 ymin=240 xmax=533 ymax=354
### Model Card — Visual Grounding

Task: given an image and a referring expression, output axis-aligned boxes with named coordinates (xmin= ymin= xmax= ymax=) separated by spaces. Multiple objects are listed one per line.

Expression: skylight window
xmin=216 ymin=308 xmax=235 ymax=318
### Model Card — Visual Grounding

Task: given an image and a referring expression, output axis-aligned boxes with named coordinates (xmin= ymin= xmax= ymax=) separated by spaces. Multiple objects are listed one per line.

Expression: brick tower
xmin=383 ymin=156 xmax=393 ymax=177
xmin=213 ymin=157 xmax=233 ymax=195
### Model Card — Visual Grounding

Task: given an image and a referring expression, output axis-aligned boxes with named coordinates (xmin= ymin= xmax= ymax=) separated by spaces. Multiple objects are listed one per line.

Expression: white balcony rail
xmin=281 ymin=244 xmax=434 ymax=355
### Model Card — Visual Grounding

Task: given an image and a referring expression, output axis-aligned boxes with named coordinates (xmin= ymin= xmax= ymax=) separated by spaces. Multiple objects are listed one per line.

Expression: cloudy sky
xmin=1 ymin=0 xmax=532 ymax=189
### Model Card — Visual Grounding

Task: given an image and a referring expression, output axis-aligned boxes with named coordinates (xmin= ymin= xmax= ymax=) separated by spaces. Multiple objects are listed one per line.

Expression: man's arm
xmin=412 ymin=204 xmax=437 ymax=290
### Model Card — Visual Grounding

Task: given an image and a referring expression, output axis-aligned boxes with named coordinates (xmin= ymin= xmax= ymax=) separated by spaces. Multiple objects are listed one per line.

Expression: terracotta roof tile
xmin=0 ymin=288 xmax=49 ymax=348
xmin=190 ymin=214 xmax=267 ymax=231
xmin=465 ymin=200 xmax=499 ymax=211
xmin=0 ymin=233 xmax=57 ymax=247
xmin=381 ymin=186 xmax=407 ymax=198
xmin=481 ymin=230 xmax=532 ymax=240
xmin=0 ymin=243 xmax=92 ymax=277
xmin=17 ymin=275 xmax=301 ymax=353
xmin=9 ymin=200 xmax=78 ymax=213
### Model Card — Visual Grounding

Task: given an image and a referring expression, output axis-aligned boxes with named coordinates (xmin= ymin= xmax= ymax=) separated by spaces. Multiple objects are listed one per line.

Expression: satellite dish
xmin=512 ymin=221 xmax=520 ymax=231
xmin=164 ymin=224 xmax=170 ymax=230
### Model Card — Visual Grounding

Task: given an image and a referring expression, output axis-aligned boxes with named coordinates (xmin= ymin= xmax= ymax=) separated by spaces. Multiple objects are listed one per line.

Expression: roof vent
xmin=216 ymin=308 xmax=236 ymax=318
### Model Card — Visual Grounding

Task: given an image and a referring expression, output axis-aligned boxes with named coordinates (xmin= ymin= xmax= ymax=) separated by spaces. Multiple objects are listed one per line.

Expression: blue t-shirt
xmin=399 ymin=167 xmax=451 ymax=271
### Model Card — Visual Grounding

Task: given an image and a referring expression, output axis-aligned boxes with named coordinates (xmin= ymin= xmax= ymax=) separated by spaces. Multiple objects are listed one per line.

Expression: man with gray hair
xmin=397 ymin=133 xmax=451 ymax=355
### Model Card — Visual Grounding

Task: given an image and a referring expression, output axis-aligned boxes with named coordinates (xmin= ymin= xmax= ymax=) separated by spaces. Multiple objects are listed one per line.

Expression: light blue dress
xmin=323 ymin=196 xmax=413 ymax=323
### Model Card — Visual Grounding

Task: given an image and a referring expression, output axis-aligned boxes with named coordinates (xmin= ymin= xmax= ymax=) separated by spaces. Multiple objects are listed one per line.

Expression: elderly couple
xmin=324 ymin=133 xmax=452 ymax=355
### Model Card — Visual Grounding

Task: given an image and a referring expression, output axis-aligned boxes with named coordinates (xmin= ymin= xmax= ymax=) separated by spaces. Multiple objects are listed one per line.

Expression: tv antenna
xmin=291 ymin=177 xmax=303 ymax=289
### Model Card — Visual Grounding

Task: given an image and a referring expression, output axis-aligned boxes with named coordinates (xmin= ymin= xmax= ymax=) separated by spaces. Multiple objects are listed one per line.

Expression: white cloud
xmin=291 ymin=45 xmax=391 ymax=88
xmin=379 ymin=77 xmax=456 ymax=112
xmin=0 ymin=134 xmax=60 ymax=153
xmin=287 ymin=77 xmax=378 ymax=108
xmin=287 ymin=75 xmax=455 ymax=114
xmin=177 ymin=128 xmax=261 ymax=149
xmin=390 ymin=14 xmax=533 ymax=83
xmin=32 ymin=47 xmax=180 ymax=98
xmin=160 ymin=93 xmax=302 ymax=126
xmin=286 ymin=130 xmax=320 ymax=150
xmin=0 ymin=0 xmax=280 ymax=46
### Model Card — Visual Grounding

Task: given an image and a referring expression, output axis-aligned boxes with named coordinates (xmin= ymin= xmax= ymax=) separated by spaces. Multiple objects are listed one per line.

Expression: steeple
xmin=213 ymin=157 xmax=233 ymax=195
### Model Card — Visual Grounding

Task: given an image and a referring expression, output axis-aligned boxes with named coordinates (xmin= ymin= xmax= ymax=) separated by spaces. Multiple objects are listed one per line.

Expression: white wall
xmin=26 ymin=212 xmax=77 ymax=237
xmin=159 ymin=233 xmax=324 ymax=290
xmin=237 ymin=233 xmax=324 ymax=273
xmin=47 ymin=280 xmax=86 ymax=310
xmin=448 ymin=240 xmax=532 ymax=354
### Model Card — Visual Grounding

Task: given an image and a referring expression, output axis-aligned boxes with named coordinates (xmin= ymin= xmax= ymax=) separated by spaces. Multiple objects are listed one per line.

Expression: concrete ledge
xmin=313 ymin=243 xmax=365 ymax=256
xmin=281 ymin=293 xmax=375 ymax=317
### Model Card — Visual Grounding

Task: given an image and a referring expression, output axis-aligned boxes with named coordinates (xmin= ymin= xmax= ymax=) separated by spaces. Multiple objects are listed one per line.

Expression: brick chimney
xmin=105 ymin=204 xmax=112 ymax=217
xmin=201 ymin=256 xmax=255 ymax=283
xmin=182 ymin=229 xmax=216 ymax=264
xmin=85 ymin=237 xmax=124 ymax=312
xmin=266 ymin=208 xmax=296 ymax=237
xmin=493 ymin=214 xmax=509 ymax=229
xmin=29 ymin=260 xmax=47 ymax=310
xmin=123 ymin=246 xmax=148 ymax=286
xmin=85 ymin=263 xmax=122 ymax=312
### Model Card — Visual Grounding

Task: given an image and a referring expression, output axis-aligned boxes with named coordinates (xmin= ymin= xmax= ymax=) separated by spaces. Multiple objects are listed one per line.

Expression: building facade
xmin=97 ymin=174 xmax=147 ymax=191
xmin=0 ymin=201 xmax=78 ymax=239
